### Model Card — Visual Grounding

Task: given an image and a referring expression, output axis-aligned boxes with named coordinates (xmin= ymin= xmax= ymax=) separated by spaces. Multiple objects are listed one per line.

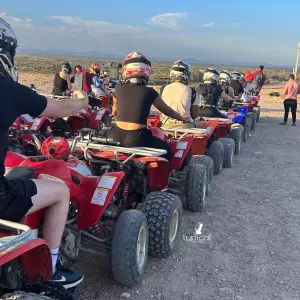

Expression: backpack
xmin=160 ymin=85 xmax=196 ymax=104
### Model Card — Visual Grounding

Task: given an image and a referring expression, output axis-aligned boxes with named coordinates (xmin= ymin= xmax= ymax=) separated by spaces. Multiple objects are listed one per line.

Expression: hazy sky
xmin=1 ymin=0 xmax=300 ymax=65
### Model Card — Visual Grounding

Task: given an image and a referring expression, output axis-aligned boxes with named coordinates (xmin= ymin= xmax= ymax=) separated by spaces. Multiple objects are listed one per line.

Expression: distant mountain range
xmin=18 ymin=48 xmax=278 ymax=68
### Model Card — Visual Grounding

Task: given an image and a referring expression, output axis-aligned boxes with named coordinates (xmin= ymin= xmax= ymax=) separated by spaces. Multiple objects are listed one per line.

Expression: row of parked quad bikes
xmin=0 ymin=88 xmax=261 ymax=299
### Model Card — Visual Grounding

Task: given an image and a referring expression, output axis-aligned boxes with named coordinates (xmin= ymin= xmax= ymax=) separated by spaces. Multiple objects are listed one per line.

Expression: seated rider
xmin=90 ymin=63 xmax=107 ymax=95
xmin=230 ymin=71 xmax=244 ymax=97
xmin=219 ymin=70 xmax=235 ymax=104
xmin=240 ymin=77 xmax=255 ymax=102
xmin=197 ymin=68 xmax=233 ymax=118
xmin=52 ymin=62 xmax=72 ymax=96
xmin=160 ymin=60 xmax=202 ymax=128
xmin=0 ymin=17 xmax=85 ymax=289
xmin=108 ymin=52 xmax=189 ymax=163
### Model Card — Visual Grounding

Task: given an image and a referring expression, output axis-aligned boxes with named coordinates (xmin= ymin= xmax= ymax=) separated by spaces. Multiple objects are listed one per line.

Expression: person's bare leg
xmin=26 ymin=179 xmax=69 ymax=249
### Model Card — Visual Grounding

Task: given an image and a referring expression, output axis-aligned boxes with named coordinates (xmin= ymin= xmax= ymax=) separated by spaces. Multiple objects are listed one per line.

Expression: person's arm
xmin=221 ymin=91 xmax=234 ymax=102
xmin=191 ymin=93 xmax=200 ymax=119
xmin=284 ymin=84 xmax=288 ymax=96
xmin=64 ymin=74 xmax=72 ymax=91
xmin=41 ymin=91 xmax=89 ymax=118
xmin=298 ymin=83 xmax=300 ymax=94
xmin=153 ymin=95 xmax=188 ymax=122
xmin=112 ymin=96 xmax=117 ymax=117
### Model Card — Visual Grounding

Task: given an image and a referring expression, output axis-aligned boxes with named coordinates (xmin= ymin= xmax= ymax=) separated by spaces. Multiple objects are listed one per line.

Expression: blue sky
xmin=1 ymin=0 xmax=300 ymax=65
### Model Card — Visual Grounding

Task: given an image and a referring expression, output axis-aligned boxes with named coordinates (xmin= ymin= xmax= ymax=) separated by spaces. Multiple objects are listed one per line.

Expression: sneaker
xmin=279 ymin=122 xmax=287 ymax=125
xmin=50 ymin=259 xmax=84 ymax=290
xmin=292 ymin=123 xmax=296 ymax=126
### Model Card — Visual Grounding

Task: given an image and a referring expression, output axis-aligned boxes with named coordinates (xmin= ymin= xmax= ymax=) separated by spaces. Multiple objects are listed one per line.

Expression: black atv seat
xmin=5 ymin=166 xmax=35 ymax=180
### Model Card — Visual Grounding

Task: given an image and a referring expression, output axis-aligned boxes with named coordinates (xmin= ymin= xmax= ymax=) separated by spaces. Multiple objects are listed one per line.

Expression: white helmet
xmin=170 ymin=60 xmax=192 ymax=84
xmin=0 ymin=17 xmax=18 ymax=81
xmin=240 ymin=72 xmax=245 ymax=80
xmin=203 ymin=68 xmax=220 ymax=84
xmin=219 ymin=70 xmax=232 ymax=84
xmin=232 ymin=71 xmax=241 ymax=81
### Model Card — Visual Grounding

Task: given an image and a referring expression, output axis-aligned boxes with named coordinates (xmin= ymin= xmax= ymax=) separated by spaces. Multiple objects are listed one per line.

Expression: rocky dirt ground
xmin=19 ymin=74 xmax=300 ymax=300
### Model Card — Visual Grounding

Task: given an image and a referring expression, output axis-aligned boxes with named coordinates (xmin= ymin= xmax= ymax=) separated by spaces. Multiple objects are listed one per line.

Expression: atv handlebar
xmin=9 ymin=129 xmax=40 ymax=135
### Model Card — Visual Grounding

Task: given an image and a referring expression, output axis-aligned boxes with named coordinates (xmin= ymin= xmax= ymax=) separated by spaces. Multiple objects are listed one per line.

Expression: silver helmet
xmin=170 ymin=60 xmax=192 ymax=84
xmin=0 ymin=17 xmax=18 ymax=81
xmin=203 ymin=68 xmax=220 ymax=84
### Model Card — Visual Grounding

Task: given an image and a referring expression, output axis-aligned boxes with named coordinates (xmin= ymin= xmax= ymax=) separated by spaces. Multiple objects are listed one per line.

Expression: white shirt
xmin=241 ymin=83 xmax=254 ymax=102
xmin=161 ymin=82 xmax=200 ymax=121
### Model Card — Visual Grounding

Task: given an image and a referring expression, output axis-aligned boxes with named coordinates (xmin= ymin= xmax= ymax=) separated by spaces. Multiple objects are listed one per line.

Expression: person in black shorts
xmin=109 ymin=52 xmax=189 ymax=163
xmin=0 ymin=17 xmax=86 ymax=290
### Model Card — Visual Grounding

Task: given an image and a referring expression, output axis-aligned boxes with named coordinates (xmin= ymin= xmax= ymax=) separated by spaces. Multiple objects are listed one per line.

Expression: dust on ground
xmin=19 ymin=74 xmax=300 ymax=299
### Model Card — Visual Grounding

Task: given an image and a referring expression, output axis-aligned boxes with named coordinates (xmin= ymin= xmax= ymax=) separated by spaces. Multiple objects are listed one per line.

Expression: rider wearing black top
xmin=52 ymin=62 xmax=72 ymax=96
xmin=108 ymin=52 xmax=188 ymax=163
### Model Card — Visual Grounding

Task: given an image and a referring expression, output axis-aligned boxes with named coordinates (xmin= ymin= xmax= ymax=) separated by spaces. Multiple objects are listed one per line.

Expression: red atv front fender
xmin=78 ymin=171 xmax=125 ymax=230
xmin=89 ymin=109 xmax=109 ymax=129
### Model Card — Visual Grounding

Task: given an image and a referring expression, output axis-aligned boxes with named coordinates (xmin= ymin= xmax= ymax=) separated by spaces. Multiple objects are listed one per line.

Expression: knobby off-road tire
xmin=218 ymin=138 xmax=234 ymax=168
xmin=186 ymin=162 xmax=207 ymax=212
xmin=141 ymin=192 xmax=182 ymax=258
xmin=256 ymin=109 xmax=261 ymax=123
xmin=208 ymin=141 xmax=224 ymax=175
xmin=111 ymin=210 xmax=148 ymax=287
xmin=189 ymin=155 xmax=214 ymax=195
xmin=229 ymin=124 xmax=243 ymax=155
xmin=251 ymin=111 xmax=257 ymax=130
xmin=243 ymin=114 xmax=251 ymax=142
xmin=0 ymin=292 xmax=53 ymax=300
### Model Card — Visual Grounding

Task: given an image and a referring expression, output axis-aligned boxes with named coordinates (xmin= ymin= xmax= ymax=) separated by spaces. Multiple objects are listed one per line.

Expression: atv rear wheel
xmin=111 ymin=210 xmax=148 ymax=287
xmin=186 ymin=163 xmax=207 ymax=212
xmin=251 ymin=111 xmax=257 ymax=130
xmin=243 ymin=114 xmax=251 ymax=142
xmin=218 ymin=138 xmax=234 ymax=168
xmin=141 ymin=192 xmax=182 ymax=258
xmin=229 ymin=125 xmax=243 ymax=155
xmin=208 ymin=141 xmax=224 ymax=175
xmin=189 ymin=155 xmax=213 ymax=195
xmin=256 ymin=109 xmax=261 ymax=123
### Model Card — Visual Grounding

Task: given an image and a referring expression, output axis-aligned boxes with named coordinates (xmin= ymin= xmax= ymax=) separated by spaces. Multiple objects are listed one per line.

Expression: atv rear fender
xmin=4 ymin=151 xmax=27 ymax=170
xmin=146 ymin=158 xmax=169 ymax=191
xmin=78 ymin=171 xmax=125 ymax=230
xmin=89 ymin=109 xmax=109 ymax=129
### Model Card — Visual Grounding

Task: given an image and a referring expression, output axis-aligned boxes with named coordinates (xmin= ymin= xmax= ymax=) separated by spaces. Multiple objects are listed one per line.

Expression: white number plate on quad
xmin=91 ymin=188 xmax=109 ymax=206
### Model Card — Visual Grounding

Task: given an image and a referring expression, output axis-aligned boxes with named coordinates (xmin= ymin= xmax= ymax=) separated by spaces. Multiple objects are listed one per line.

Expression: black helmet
xmin=0 ymin=17 xmax=18 ymax=81
xmin=170 ymin=60 xmax=192 ymax=84
xmin=61 ymin=62 xmax=72 ymax=74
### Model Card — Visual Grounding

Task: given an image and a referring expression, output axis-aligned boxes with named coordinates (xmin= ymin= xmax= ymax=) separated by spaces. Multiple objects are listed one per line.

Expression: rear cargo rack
xmin=161 ymin=127 xmax=209 ymax=139
xmin=0 ymin=220 xmax=31 ymax=252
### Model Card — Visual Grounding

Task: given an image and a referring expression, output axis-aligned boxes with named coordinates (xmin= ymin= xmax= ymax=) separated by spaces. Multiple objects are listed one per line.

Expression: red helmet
xmin=245 ymin=72 xmax=253 ymax=82
xmin=122 ymin=52 xmax=152 ymax=83
xmin=148 ymin=127 xmax=167 ymax=142
xmin=41 ymin=136 xmax=70 ymax=159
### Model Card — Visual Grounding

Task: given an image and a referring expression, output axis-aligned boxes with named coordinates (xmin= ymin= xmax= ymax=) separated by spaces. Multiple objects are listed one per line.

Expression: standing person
xmin=0 ymin=17 xmax=85 ymax=289
xmin=251 ymin=65 xmax=266 ymax=95
xmin=160 ymin=60 xmax=202 ymax=128
xmin=230 ymin=71 xmax=244 ymax=97
xmin=52 ymin=62 xmax=72 ymax=96
xmin=279 ymin=74 xmax=300 ymax=126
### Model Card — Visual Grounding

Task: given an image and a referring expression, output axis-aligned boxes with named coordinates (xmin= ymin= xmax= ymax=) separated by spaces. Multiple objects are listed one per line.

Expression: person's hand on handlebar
xmin=178 ymin=115 xmax=190 ymax=123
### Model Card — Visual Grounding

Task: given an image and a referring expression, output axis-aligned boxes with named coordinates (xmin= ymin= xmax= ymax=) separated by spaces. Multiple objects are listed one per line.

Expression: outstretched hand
xmin=73 ymin=91 xmax=89 ymax=107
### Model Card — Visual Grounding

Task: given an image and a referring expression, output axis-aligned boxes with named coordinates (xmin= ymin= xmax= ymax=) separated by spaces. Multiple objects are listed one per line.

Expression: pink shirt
xmin=284 ymin=80 xmax=300 ymax=100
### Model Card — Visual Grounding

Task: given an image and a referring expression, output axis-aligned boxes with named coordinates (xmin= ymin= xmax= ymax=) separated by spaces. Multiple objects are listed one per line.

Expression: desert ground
xmin=18 ymin=72 xmax=300 ymax=300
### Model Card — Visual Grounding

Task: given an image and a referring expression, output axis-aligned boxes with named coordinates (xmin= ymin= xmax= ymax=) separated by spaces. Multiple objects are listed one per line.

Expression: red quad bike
xmin=147 ymin=114 xmax=233 ymax=176
xmin=4 ymin=132 xmax=183 ymax=287
xmin=0 ymin=219 xmax=74 ymax=299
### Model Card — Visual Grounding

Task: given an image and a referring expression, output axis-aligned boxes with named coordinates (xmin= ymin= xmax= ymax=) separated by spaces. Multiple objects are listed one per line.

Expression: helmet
xmin=122 ymin=52 xmax=151 ymax=83
xmin=219 ymin=70 xmax=231 ymax=85
xmin=0 ymin=17 xmax=18 ymax=81
xmin=90 ymin=63 xmax=101 ymax=75
xmin=41 ymin=136 xmax=70 ymax=160
xmin=170 ymin=60 xmax=192 ymax=84
xmin=203 ymin=68 xmax=220 ymax=84
xmin=232 ymin=71 xmax=241 ymax=80
xmin=240 ymin=72 xmax=245 ymax=80
xmin=61 ymin=62 xmax=72 ymax=74
xmin=245 ymin=71 xmax=253 ymax=82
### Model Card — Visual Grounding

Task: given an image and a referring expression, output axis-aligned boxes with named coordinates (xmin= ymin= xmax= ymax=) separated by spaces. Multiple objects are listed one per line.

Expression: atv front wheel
xmin=141 ymin=192 xmax=182 ymax=258
xmin=218 ymin=138 xmax=234 ymax=168
xmin=0 ymin=292 xmax=54 ymax=300
xmin=208 ymin=141 xmax=224 ymax=175
xmin=186 ymin=163 xmax=207 ymax=212
xmin=111 ymin=210 xmax=148 ymax=286
xmin=229 ymin=125 xmax=243 ymax=155
xmin=189 ymin=155 xmax=213 ymax=195
xmin=243 ymin=114 xmax=252 ymax=142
